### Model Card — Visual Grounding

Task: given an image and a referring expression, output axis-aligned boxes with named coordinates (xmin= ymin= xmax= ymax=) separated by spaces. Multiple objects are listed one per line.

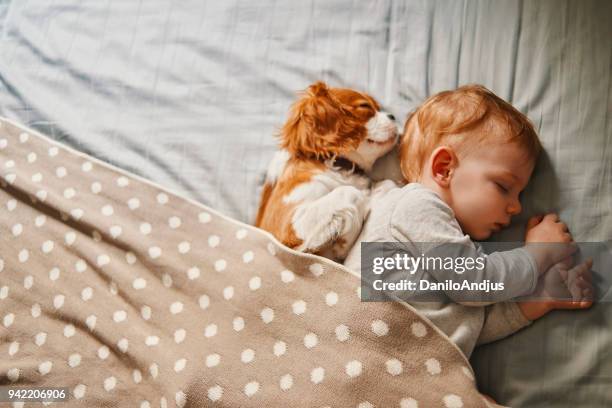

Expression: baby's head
xmin=400 ymin=84 xmax=542 ymax=240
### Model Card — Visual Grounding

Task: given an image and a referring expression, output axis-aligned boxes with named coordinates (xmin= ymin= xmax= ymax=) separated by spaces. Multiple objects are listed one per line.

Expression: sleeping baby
xmin=344 ymin=84 xmax=594 ymax=363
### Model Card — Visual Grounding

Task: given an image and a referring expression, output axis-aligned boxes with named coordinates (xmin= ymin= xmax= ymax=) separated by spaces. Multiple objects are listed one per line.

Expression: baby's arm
xmin=476 ymin=302 xmax=531 ymax=346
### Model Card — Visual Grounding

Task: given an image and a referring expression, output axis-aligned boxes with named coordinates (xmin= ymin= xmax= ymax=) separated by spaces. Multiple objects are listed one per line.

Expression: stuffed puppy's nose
xmin=387 ymin=113 xmax=395 ymax=121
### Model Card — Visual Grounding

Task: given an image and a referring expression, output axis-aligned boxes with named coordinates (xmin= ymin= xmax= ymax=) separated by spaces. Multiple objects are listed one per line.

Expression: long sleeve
xmin=389 ymin=186 xmax=538 ymax=304
xmin=476 ymin=302 xmax=532 ymax=345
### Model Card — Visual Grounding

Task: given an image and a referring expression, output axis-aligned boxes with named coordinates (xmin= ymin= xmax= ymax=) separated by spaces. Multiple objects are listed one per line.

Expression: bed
xmin=1 ymin=0 xmax=610 ymax=406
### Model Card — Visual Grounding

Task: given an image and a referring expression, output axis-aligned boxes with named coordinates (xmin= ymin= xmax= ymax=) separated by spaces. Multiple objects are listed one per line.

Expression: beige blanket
xmin=0 ymin=117 xmax=495 ymax=407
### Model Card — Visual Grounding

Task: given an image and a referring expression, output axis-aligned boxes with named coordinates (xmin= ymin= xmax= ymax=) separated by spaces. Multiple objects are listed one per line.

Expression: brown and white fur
xmin=255 ymin=81 xmax=398 ymax=260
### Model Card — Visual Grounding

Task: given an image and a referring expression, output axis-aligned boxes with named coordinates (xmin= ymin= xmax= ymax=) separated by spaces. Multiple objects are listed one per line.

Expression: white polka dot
xmin=174 ymin=358 xmax=187 ymax=372
xmin=38 ymin=361 xmax=53 ymax=375
xmin=174 ymin=329 xmax=186 ymax=344
xmin=126 ymin=252 xmax=137 ymax=264
xmin=5 ymin=159 xmax=14 ymax=168
xmin=31 ymin=303 xmax=41 ymax=318
xmin=27 ymin=152 xmax=37 ymax=163
xmin=425 ymin=358 xmax=441 ymax=375
xmin=242 ymin=251 xmax=254 ymax=263
xmin=98 ymin=345 xmax=110 ymax=359
xmin=91 ymin=181 xmax=102 ymax=193
xmin=81 ymin=287 xmax=93 ymax=301
xmin=386 ymin=359 xmax=403 ymax=376
xmin=97 ymin=255 xmax=111 ymax=267
xmin=244 ymin=381 xmax=259 ymax=397
xmin=36 ymin=190 xmax=48 ymax=201
xmin=0 ymin=286 xmax=8 ymax=299
xmin=325 ymin=291 xmax=339 ymax=306
xmin=31 ymin=172 xmax=42 ymax=182
xmin=303 ymin=333 xmax=318 ymax=349
xmin=206 ymin=353 xmax=221 ymax=367
xmin=249 ymin=276 xmax=261 ymax=291
xmin=336 ymin=324 xmax=351 ymax=341
xmin=310 ymin=367 xmax=325 ymax=384
xmin=292 ymin=300 xmax=306 ymax=315
xmin=73 ymin=384 xmax=86 ymax=399
xmin=162 ymin=273 xmax=173 ymax=287
xmin=178 ymin=241 xmax=190 ymax=254
xmin=208 ymin=385 xmax=223 ymax=401
xmin=443 ymin=394 xmax=463 ymax=408
xmin=170 ymin=301 xmax=184 ymax=314
xmin=48 ymin=268 xmax=60 ymax=282
xmin=214 ymin=259 xmax=227 ymax=272
xmin=110 ymin=281 xmax=118 ymax=296
xmin=371 ymin=319 xmax=389 ymax=336
xmin=133 ymin=370 xmax=142 ymax=384
xmin=168 ymin=216 xmax=181 ymax=228
xmin=6 ymin=199 xmax=17 ymax=211
xmin=5 ymin=173 xmax=16 ymax=184
xmin=3 ymin=313 xmax=14 ymax=328
xmin=70 ymin=208 xmax=84 ymax=220
xmin=63 ymin=187 xmax=76 ymax=199
xmin=41 ymin=240 xmax=54 ymax=254
xmin=279 ymin=374 xmax=293 ymax=391
xmin=140 ymin=401 xmax=151 ymax=408
xmin=411 ymin=322 xmax=427 ymax=338
xmin=118 ymin=338 xmax=129 ymax=353
xmin=0 ymin=138 xmax=6 ymax=149
xmin=358 ymin=402 xmax=373 ymax=408
xmin=75 ymin=259 xmax=87 ymax=273
xmin=7 ymin=367 xmax=19 ymax=382
xmin=64 ymin=324 xmax=75 ymax=337
xmin=208 ymin=235 xmax=220 ymax=247
xmin=199 ymin=295 xmax=210 ymax=310
xmin=128 ymin=198 xmax=140 ymax=210
xmin=48 ymin=146 xmax=59 ymax=156
xmin=400 ymin=398 xmax=419 ymax=408
xmin=113 ymin=310 xmax=127 ymax=323
xmin=35 ymin=332 xmax=47 ymax=346
xmin=8 ymin=341 xmax=19 ymax=356
xmin=280 ymin=269 xmax=295 ymax=283
xmin=133 ymin=278 xmax=147 ymax=290
xmin=86 ymin=315 xmax=97 ymax=330
xmin=117 ymin=176 xmax=130 ymax=187
xmin=145 ymin=336 xmax=160 ymax=346
xmin=149 ymin=363 xmax=159 ymax=378
xmin=345 ymin=360 xmax=363 ymax=377
xmin=223 ymin=286 xmax=234 ymax=300
xmin=204 ymin=324 xmax=218 ymax=337
xmin=187 ymin=267 xmax=200 ymax=280
xmin=109 ymin=225 xmax=122 ymax=239
xmin=140 ymin=223 xmax=152 ymax=235
xmin=156 ymin=193 xmax=169 ymax=204
xmin=309 ymin=263 xmax=324 ymax=277
xmin=176 ymin=390 xmax=186 ymax=408
xmin=267 ymin=242 xmax=277 ymax=255
xmin=65 ymin=231 xmax=76 ymax=245
xmin=68 ymin=353 xmax=82 ymax=368
xmin=11 ymin=223 xmax=22 ymax=236
xmin=81 ymin=162 xmax=93 ymax=172
xmin=236 ymin=229 xmax=248 ymax=240
xmin=148 ymin=246 xmax=162 ymax=259
xmin=273 ymin=341 xmax=287 ymax=357
xmin=199 ymin=212 xmax=211 ymax=223
xmin=0 ymin=259 xmax=3 ymax=272
xmin=19 ymin=132 xmax=29 ymax=143
xmin=241 ymin=348 xmax=255 ymax=363
xmin=104 ymin=376 xmax=117 ymax=391
xmin=23 ymin=275 xmax=33 ymax=290
xmin=53 ymin=294 xmax=65 ymax=309
xmin=18 ymin=249 xmax=29 ymax=263
xmin=261 ymin=307 xmax=274 ymax=323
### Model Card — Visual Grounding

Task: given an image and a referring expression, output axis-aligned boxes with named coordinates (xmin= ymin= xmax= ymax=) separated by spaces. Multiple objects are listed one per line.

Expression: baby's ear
xmin=279 ymin=82 xmax=359 ymax=159
xmin=430 ymin=146 xmax=456 ymax=187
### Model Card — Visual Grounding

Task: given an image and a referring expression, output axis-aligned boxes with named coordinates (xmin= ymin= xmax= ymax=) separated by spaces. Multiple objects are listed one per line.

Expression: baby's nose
xmin=507 ymin=200 xmax=522 ymax=215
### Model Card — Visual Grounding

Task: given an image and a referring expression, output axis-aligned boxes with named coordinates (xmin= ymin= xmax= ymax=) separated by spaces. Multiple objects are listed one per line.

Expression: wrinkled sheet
xmin=0 ymin=1 xmax=610 ymax=406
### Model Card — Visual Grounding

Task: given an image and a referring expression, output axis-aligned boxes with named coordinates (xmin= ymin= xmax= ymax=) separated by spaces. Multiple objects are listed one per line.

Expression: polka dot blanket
xmin=0 ymin=117 xmax=499 ymax=408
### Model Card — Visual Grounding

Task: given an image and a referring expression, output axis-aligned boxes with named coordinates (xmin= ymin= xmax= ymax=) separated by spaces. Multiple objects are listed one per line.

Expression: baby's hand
xmin=524 ymin=213 xmax=577 ymax=273
xmin=518 ymin=258 xmax=594 ymax=321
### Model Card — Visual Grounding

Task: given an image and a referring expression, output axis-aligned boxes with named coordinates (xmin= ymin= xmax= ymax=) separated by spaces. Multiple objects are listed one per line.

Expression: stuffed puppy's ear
xmin=279 ymin=82 xmax=364 ymax=159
